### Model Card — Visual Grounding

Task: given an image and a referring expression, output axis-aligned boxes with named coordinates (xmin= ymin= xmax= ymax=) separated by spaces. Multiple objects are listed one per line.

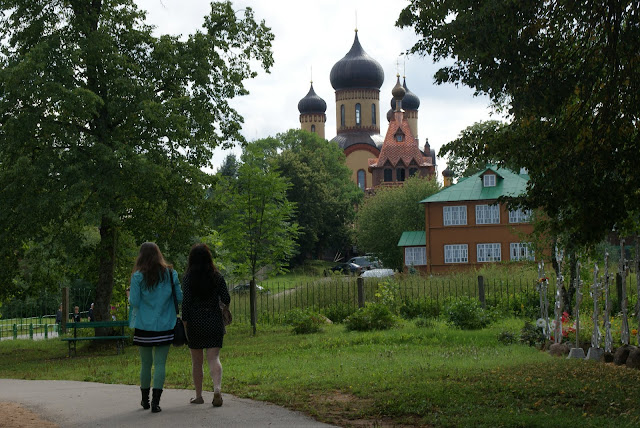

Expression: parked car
xmin=327 ymin=262 xmax=362 ymax=276
xmin=231 ymin=283 xmax=266 ymax=293
xmin=348 ymin=256 xmax=381 ymax=270
xmin=360 ymin=268 xmax=394 ymax=278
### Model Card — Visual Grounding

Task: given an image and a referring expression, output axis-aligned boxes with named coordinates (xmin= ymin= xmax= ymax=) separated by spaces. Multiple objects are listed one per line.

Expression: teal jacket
xmin=129 ymin=269 xmax=182 ymax=332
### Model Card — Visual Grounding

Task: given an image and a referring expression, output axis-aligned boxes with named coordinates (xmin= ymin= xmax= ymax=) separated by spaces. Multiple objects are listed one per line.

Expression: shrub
xmin=415 ymin=317 xmax=436 ymax=328
xmin=321 ymin=303 xmax=356 ymax=323
xmin=283 ymin=308 xmax=325 ymax=334
xmin=399 ymin=298 xmax=441 ymax=320
xmin=445 ymin=297 xmax=496 ymax=330
xmin=345 ymin=303 xmax=397 ymax=332
xmin=497 ymin=330 xmax=517 ymax=345
xmin=520 ymin=321 xmax=545 ymax=347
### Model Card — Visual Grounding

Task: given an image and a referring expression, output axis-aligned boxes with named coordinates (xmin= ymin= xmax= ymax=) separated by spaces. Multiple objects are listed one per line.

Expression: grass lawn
xmin=1 ymin=318 xmax=640 ymax=427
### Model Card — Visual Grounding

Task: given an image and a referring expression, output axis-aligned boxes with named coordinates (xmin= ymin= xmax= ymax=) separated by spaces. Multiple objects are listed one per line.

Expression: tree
xmin=0 ymin=0 xmax=274 ymax=322
xmin=439 ymin=121 xmax=506 ymax=179
xmin=356 ymin=176 xmax=440 ymax=271
xmin=217 ymin=153 xmax=239 ymax=179
xmin=272 ymin=129 xmax=362 ymax=263
xmin=398 ymin=1 xmax=640 ymax=249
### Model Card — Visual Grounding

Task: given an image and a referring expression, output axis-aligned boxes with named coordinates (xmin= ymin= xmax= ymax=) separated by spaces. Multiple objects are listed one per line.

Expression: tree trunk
xmin=94 ymin=216 xmax=117 ymax=335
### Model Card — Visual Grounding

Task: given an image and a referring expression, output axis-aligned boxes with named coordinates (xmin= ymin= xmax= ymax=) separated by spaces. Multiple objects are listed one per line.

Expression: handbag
xmin=220 ymin=298 xmax=232 ymax=326
xmin=170 ymin=270 xmax=188 ymax=347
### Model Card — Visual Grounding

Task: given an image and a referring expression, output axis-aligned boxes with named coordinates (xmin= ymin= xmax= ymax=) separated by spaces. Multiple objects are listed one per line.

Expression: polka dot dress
xmin=182 ymin=271 xmax=231 ymax=349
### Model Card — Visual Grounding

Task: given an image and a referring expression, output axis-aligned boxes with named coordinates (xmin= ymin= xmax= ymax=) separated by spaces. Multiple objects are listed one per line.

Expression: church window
xmin=396 ymin=134 xmax=404 ymax=142
xmin=340 ymin=105 xmax=345 ymax=127
xmin=409 ymin=168 xmax=418 ymax=177
xmin=311 ymin=124 xmax=316 ymax=133
xmin=384 ymin=169 xmax=392 ymax=182
xmin=355 ymin=103 xmax=361 ymax=126
xmin=357 ymin=170 xmax=365 ymax=190
xmin=371 ymin=104 xmax=376 ymax=125
xmin=397 ymin=168 xmax=406 ymax=182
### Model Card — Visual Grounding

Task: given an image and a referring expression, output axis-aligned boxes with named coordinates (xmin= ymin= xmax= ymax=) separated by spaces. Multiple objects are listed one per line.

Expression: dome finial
xmin=355 ymin=10 xmax=358 ymax=32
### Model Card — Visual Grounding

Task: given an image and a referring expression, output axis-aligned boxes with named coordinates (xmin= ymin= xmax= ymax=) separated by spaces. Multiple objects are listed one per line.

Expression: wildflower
xmin=536 ymin=318 xmax=546 ymax=328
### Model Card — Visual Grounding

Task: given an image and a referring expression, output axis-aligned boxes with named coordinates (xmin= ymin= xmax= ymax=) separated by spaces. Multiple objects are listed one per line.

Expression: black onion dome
xmin=442 ymin=167 xmax=454 ymax=177
xmin=386 ymin=108 xmax=394 ymax=122
xmin=298 ymin=83 xmax=327 ymax=114
xmin=402 ymin=78 xmax=420 ymax=111
xmin=330 ymin=32 xmax=384 ymax=90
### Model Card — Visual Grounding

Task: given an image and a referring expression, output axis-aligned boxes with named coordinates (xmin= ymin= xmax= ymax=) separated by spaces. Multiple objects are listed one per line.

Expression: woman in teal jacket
xmin=129 ymin=242 xmax=182 ymax=413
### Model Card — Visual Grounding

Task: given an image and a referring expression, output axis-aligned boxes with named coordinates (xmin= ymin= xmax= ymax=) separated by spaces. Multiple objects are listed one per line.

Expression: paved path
xmin=0 ymin=379 xmax=337 ymax=428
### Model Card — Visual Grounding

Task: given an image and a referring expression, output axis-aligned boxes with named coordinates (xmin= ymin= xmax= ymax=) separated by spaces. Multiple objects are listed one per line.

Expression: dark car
xmin=327 ymin=262 xmax=362 ymax=276
xmin=231 ymin=283 xmax=265 ymax=293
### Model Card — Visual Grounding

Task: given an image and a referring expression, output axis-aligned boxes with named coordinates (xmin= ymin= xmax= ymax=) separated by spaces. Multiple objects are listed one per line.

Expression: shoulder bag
xmin=170 ymin=270 xmax=188 ymax=347
xmin=220 ymin=297 xmax=232 ymax=327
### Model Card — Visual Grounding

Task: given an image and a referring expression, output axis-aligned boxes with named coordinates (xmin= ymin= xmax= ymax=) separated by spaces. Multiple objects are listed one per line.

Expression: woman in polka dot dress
xmin=181 ymin=243 xmax=231 ymax=407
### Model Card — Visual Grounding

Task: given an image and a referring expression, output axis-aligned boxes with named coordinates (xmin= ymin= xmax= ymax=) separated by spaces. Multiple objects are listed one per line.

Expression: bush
xmin=445 ymin=297 xmax=496 ymax=330
xmin=283 ymin=308 xmax=325 ymax=334
xmin=399 ymin=298 xmax=441 ymax=320
xmin=497 ymin=330 xmax=517 ymax=345
xmin=345 ymin=303 xmax=397 ymax=331
xmin=321 ymin=303 xmax=356 ymax=324
xmin=415 ymin=317 xmax=436 ymax=328
xmin=520 ymin=321 xmax=545 ymax=347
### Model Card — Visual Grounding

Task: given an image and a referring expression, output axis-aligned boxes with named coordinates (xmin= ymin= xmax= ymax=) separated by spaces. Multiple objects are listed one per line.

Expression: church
xmin=297 ymin=30 xmax=437 ymax=191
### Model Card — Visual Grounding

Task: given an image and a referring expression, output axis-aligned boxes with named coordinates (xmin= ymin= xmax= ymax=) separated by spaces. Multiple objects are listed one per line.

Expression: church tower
xmin=298 ymin=82 xmax=327 ymax=139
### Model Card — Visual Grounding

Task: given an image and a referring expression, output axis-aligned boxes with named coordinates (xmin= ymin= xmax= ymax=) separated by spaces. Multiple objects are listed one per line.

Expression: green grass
xmin=2 ymin=318 xmax=640 ymax=427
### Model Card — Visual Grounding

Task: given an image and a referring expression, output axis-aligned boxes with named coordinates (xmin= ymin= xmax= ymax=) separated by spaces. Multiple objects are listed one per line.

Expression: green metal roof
xmin=397 ymin=231 xmax=426 ymax=247
xmin=420 ymin=166 xmax=529 ymax=203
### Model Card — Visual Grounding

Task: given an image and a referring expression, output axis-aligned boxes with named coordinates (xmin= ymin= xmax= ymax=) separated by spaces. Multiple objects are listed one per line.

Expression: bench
xmin=61 ymin=320 xmax=130 ymax=357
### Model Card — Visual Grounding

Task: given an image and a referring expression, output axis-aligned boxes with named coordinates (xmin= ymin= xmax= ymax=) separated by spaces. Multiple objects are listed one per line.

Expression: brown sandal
xmin=190 ymin=396 xmax=204 ymax=404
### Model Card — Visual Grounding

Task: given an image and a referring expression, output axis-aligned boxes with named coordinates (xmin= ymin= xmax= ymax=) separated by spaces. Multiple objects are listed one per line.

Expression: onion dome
xmin=391 ymin=75 xmax=406 ymax=102
xmin=298 ymin=83 xmax=327 ymax=114
xmin=330 ymin=31 xmax=384 ymax=90
xmin=402 ymin=78 xmax=420 ymax=111
xmin=442 ymin=167 xmax=454 ymax=178
xmin=386 ymin=108 xmax=394 ymax=122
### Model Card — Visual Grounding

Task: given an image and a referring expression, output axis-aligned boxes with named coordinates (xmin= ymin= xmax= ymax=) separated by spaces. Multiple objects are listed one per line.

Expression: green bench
xmin=61 ymin=320 xmax=130 ymax=357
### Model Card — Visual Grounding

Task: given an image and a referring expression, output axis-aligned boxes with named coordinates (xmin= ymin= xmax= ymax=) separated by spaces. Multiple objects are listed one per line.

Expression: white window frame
xmin=483 ymin=174 xmax=496 ymax=187
xmin=510 ymin=242 xmax=535 ymax=261
xmin=444 ymin=244 xmax=468 ymax=263
xmin=477 ymin=243 xmax=502 ymax=262
xmin=509 ymin=208 xmax=532 ymax=223
xmin=443 ymin=206 xmax=467 ymax=226
xmin=475 ymin=204 xmax=500 ymax=224
xmin=405 ymin=247 xmax=427 ymax=266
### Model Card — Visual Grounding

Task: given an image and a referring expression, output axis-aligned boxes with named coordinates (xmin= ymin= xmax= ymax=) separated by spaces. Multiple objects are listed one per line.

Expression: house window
xmin=405 ymin=247 xmax=427 ymax=266
xmin=311 ymin=124 xmax=316 ymax=133
xmin=340 ymin=105 xmax=345 ymax=127
xmin=396 ymin=134 xmax=403 ymax=142
xmin=510 ymin=243 xmax=534 ymax=261
xmin=444 ymin=244 xmax=468 ymax=263
xmin=384 ymin=168 xmax=392 ymax=182
xmin=355 ymin=103 xmax=361 ymax=126
xmin=371 ymin=104 xmax=376 ymax=125
xmin=396 ymin=168 xmax=405 ymax=182
xmin=483 ymin=174 xmax=496 ymax=187
xmin=409 ymin=168 xmax=418 ymax=177
xmin=477 ymin=243 xmax=501 ymax=262
xmin=357 ymin=169 xmax=365 ymax=190
xmin=509 ymin=208 xmax=532 ymax=223
xmin=475 ymin=204 xmax=500 ymax=224
xmin=443 ymin=206 xmax=467 ymax=226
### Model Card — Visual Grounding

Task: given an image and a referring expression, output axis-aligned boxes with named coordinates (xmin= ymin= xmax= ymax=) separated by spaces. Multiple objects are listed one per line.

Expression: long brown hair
xmin=185 ymin=243 xmax=219 ymax=299
xmin=132 ymin=242 xmax=172 ymax=289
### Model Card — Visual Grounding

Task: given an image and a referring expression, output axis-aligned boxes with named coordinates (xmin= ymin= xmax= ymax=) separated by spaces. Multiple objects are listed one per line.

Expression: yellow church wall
xmin=334 ymin=89 xmax=380 ymax=132
xmin=346 ymin=149 xmax=378 ymax=189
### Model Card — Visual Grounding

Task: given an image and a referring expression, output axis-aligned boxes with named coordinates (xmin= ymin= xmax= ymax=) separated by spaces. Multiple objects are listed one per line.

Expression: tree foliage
xmin=0 ymin=0 xmax=274 ymax=320
xmin=272 ymin=129 xmax=362 ymax=263
xmin=398 ymin=1 xmax=640 ymax=248
xmin=356 ymin=176 xmax=440 ymax=271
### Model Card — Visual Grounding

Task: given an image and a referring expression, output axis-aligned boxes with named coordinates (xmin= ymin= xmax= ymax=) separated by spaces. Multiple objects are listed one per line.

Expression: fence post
xmin=44 ymin=323 xmax=48 ymax=339
xmin=249 ymin=279 xmax=257 ymax=335
xmin=616 ymin=273 xmax=623 ymax=313
xmin=61 ymin=287 xmax=69 ymax=334
xmin=478 ymin=276 xmax=486 ymax=309
xmin=357 ymin=277 xmax=365 ymax=308
xmin=13 ymin=324 xmax=17 ymax=340
xmin=29 ymin=323 xmax=33 ymax=339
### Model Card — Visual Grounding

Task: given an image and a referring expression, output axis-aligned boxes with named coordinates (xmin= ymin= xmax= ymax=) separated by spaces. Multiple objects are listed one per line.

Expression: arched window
xmin=311 ymin=124 xmax=316 ymax=133
xmin=397 ymin=168 xmax=406 ymax=182
xmin=355 ymin=103 xmax=361 ymax=126
xmin=384 ymin=169 xmax=393 ymax=182
xmin=371 ymin=104 xmax=376 ymax=125
xmin=340 ymin=105 xmax=345 ymax=127
xmin=357 ymin=170 xmax=365 ymax=190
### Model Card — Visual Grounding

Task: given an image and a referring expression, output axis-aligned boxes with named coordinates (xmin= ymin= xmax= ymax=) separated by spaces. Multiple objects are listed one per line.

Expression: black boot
xmin=151 ymin=388 xmax=163 ymax=413
xmin=140 ymin=388 xmax=150 ymax=409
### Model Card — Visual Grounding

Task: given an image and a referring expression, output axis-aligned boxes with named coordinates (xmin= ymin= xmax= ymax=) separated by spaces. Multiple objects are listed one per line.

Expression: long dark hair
xmin=132 ymin=242 xmax=172 ymax=289
xmin=185 ymin=243 xmax=219 ymax=299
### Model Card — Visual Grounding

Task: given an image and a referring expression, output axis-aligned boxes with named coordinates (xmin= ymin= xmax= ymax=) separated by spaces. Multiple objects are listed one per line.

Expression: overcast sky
xmin=135 ymin=0 xmax=497 ymax=173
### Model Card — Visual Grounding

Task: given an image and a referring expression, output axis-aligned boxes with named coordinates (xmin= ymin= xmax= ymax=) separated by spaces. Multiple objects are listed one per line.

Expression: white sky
xmin=135 ymin=0 xmax=497 ymax=172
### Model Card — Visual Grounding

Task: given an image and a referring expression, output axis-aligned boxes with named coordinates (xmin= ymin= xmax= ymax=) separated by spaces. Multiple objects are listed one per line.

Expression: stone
xmin=613 ymin=345 xmax=636 ymax=365
xmin=625 ymin=348 xmax=640 ymax=369
xmin=604 ymin=352 xmax=614 ymax=363
xmin=586 ymin=347 xmax=604 ymax=361
xmin=549 ymin=343 xmax=570 ymax=357
xmin=567 ymin=347 xmax=585 ymax=359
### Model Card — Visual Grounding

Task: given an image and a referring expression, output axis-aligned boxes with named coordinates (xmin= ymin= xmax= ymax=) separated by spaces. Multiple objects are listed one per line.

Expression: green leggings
xmin=139 ymin=345 xmax=170 ymax=390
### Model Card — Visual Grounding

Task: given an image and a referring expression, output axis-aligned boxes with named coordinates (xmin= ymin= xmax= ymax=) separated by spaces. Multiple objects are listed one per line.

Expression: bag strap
xmin=169 ymin=269 xmax=179 ymax=315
